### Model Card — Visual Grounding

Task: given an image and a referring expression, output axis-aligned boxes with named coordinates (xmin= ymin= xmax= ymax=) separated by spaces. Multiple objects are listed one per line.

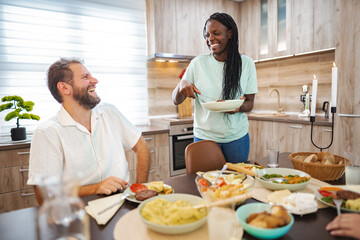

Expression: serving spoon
xmin=213 ymin=164 xmax=228 ymax=185
xmin=193 ymin=192 xmax=252 ymax=209
xmin=333 ymin=198 xmax=342 ymax=216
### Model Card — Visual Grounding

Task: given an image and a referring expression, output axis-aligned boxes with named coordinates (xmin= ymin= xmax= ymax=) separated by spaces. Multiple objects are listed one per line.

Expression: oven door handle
xmin=176 ymin=135 xmax=194 ymax=140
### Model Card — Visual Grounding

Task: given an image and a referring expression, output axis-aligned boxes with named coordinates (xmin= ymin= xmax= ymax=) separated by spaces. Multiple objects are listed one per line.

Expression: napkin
xmin=85 ymin=193 xmax=126 ymax=225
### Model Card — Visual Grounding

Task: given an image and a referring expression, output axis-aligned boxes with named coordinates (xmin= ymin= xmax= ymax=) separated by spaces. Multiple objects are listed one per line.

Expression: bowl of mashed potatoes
xmin=138 ymin=193 xmax=208 ymax=234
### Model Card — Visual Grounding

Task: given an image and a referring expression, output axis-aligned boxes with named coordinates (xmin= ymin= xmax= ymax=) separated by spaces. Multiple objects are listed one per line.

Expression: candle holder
xmin=310 ymin=107 xmax=336 ymax=151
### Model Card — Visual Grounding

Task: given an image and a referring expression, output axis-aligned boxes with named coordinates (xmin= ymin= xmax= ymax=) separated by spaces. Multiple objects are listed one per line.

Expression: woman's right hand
xmin=178 ymin=79 xmax=200 ymax=99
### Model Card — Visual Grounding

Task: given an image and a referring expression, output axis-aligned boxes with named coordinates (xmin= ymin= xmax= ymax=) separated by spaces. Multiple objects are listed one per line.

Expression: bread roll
xmin=303 ymin=154 xmax=318 ymax=163
xmin=318 ymin=152 xmax=336 ymax=164
xmin=271 ymin=205 xmax=291 ymax=224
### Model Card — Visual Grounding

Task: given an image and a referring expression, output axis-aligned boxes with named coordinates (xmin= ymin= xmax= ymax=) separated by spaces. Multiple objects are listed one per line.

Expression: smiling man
xmin=28 ymin=58 xmax=150 ymax=204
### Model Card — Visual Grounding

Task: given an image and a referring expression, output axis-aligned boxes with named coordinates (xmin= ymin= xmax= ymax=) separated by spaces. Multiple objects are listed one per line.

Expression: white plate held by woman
xmin=201 ymin=99 xmax=244 ymax=112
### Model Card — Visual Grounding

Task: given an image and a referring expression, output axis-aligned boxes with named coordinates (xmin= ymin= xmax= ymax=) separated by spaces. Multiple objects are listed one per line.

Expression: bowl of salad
xmin=255 ymin=168 xmax=311 ymax=191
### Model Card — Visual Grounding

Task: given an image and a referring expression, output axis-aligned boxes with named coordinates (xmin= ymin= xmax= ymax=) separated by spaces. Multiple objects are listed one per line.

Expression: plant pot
xmin=11 ymin=127 xmax=26 ymax=141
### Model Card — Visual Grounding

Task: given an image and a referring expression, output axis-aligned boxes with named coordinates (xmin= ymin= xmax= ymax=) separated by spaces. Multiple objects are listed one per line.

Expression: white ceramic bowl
xmin=255 ymin=168 xmax=311 ymax=191
xmin=201 ymin=99 xmax=245 ymax=112
xmin=236 ymin=203 xmax=294 ymax=240
xmin=138 ymin=193 xmax=208 ymax=235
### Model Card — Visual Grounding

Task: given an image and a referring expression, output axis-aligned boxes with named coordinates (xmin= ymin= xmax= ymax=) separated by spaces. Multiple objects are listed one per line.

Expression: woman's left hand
xmin=224 ymin=96 xmax=246 ymax=114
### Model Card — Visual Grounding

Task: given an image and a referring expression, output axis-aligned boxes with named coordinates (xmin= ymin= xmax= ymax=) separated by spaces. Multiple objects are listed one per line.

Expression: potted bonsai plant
xmin=0 ymin=95 xmax=40 ymax=141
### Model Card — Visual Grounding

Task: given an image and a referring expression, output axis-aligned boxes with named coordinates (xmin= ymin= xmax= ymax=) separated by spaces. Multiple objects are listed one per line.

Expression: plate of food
xmin=195 ymin=171 xmax=254 ymax=205
xmin=226 ymin=162 xmax=264 ymax=177
xmin=124 ymin=181 xmax=174 ymax=203
xmin=255 ymin=168 xmax=311 ymax=191
xmin=201 ymin=99 xmax=245 ymax=112
xmin=267 ymin=189 xmax=318 ymax=215
xmin=314 ymin=186 xmax=360 ymax=213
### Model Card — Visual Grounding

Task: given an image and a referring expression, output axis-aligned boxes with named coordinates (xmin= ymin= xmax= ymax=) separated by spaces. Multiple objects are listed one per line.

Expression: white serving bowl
xmin=201 ymin=99 xmax=245 ymax=112
xmin=138 ymin=193 xmax=208 ymax=235
xmin=255 ymin=168 xmax=311 ymax=191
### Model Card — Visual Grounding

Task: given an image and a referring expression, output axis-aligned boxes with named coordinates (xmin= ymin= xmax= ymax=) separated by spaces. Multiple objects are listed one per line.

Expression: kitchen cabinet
xmin=146 ymin=0 xmax=241 ymax=57
xmin=126 ymin=132 xmax=170 ymax=183
xmin=0 ymin=147 xmax=38 ymax=213
xmin=239 ymin=0 xmax=335 ymax=60
xmin=248 ymin=119 xmax=333 ymax=161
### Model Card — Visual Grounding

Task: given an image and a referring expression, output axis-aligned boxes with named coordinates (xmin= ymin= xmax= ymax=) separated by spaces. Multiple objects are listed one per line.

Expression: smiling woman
xmin=0 ymin=0 xmax=148 ymax=136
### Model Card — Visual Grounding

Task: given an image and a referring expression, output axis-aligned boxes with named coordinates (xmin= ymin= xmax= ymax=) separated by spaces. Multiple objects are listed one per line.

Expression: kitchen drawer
xmin=0 ymin=188 xmax=38 ymax=213
xmin=0 ymin=165 xmax=31 ymax=194
xmin=0 ymin=148 xmax=30 ymax=168
xmin=143 ymin=135 xmax=155 ymax=148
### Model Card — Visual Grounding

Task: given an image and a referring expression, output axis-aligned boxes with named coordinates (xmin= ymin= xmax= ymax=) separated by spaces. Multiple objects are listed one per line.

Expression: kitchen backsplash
xmin=147 ymin=50 xmax=335 ymax=116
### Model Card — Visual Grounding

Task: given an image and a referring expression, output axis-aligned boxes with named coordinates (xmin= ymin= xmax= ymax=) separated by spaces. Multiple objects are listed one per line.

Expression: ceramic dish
xmin=201 ymin=99 xmax=245 ymax=112
xmin=236 ymin=203 xmax=294 ymax=240
xmin=137 ymin=193 xmax=208 ymax=235
xmin=314 ymin=189 xmax=360 ymax=213
xmin=123 ymin=183 xmax=174 ymax=204
xmin=255 ymin=168 xmax=311 ymax=191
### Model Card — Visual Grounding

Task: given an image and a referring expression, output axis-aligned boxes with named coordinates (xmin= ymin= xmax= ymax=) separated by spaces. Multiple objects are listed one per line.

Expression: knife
xmin=97 ymin=193 xmax=130 ymax=215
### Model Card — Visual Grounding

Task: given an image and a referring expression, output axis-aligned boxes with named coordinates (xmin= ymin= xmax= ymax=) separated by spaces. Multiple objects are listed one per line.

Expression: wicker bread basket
xmin=289 ymin=152 xmax=350 ymax=181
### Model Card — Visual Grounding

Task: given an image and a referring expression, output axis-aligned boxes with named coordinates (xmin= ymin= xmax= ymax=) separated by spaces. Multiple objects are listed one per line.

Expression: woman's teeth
xmin=89 ymin=88 xmax=95 ymax=92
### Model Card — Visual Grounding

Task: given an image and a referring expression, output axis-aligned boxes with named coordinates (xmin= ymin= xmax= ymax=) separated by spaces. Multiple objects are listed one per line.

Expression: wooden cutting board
xmin=178 ymin=98 xmax=192 ymax=117
xmin=113 ymin=209 xmax=243 ymax=240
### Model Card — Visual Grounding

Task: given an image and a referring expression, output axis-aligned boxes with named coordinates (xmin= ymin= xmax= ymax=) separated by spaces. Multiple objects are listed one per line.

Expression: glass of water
xmin=345 ymin=164 xmax=360 ymax=185
xmin=266 ymin=140 xmax=279 ymax=168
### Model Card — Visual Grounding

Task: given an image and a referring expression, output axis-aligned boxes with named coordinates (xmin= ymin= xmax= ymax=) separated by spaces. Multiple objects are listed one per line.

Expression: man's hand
xmin=326 ymin=213 xmax=360 ymax=239
xmin=94 ymin=176 xmax=128 ymax=195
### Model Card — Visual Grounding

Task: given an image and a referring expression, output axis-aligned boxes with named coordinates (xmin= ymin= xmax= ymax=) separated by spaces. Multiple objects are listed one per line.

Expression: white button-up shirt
xmin=27 ymin=103 xmax=141 ymax=186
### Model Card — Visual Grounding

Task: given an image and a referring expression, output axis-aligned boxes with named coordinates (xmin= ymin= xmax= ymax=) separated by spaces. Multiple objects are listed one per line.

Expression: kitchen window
xmin=260 ymin=0 xmax=268 ymax=55
xmin=277 ymin=0 xmax=287 ymax=52
xmin=0 ymin=0 xmax=148 ymax=135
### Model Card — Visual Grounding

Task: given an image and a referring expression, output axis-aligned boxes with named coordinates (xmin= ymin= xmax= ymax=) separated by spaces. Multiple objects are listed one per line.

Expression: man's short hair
xmin=47 ymin=57 xmax=84 ymax=103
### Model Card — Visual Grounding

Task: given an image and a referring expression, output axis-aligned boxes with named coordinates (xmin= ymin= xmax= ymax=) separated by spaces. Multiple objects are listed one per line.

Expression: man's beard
xmin=72 ymin=85 xmax=101 ymax=110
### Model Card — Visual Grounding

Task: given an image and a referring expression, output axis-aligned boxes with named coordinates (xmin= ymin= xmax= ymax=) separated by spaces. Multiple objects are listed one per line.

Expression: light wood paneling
xmin=334 ymin=0 xmax=360 ymax=163
xmin=291 ymin=0 xmax=314 ymax=53
xmin=313 ymin=0 xmax=336 ymax=50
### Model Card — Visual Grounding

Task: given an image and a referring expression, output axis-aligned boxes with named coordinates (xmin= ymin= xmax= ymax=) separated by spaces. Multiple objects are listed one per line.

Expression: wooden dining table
xmin=0 ymin=152 xmax=351 ymax=240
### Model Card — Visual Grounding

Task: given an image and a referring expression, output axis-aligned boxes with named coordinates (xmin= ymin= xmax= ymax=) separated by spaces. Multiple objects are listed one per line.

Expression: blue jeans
xmin=194 ymin=133 xmax=250 ymax=163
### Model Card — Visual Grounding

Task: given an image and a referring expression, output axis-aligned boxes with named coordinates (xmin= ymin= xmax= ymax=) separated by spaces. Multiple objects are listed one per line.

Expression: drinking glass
xmin=208 ymin=207 xmax=235 ymax=240
xmin=345 ymin=164 xmax=360 ymax=185
xmin=266 ymin=140 xmax=279 ymax=168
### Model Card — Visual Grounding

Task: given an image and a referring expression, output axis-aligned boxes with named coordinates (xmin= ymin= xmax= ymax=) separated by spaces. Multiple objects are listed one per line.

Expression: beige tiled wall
xmin=147 ymin=50 xmax=335 ymax=116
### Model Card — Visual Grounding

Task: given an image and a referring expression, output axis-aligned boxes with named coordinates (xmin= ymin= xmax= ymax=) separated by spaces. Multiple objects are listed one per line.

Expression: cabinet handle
xmin=19 ymin=168 xmax=29 ymax=172
xmin=150 ymin=150 xmax=155 ymax=153
xmin=149 ymin=169 xmax=156 ymax=173
xmin=323 ymin=129 xmax=333 ymax=132
xmin=143 ymin=137 xmax=153 ymax=141
xmin=21 ymin=192 xmax=35 ymax=197
xmin=338 ymin=113 xmax=360 ymax=118
xmin=18 ymin=151 xmax=30 ymax=155
xmin=288 ymin=125 xmax=303 ymax=129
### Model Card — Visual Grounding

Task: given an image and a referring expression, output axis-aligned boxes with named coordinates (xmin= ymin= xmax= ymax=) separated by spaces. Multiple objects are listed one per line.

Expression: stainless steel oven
xmin=169 ymin=123 xmax=194 ymax=176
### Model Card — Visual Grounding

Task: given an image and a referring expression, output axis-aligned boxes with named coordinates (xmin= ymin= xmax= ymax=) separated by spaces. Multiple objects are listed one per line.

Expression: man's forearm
xmin=78 ymin=183 xmax=99 ymax=197
xmin=172 ymin=84 xmax=186 ymax=105
xmin=136 ymin=148 xmax=150 ymax=183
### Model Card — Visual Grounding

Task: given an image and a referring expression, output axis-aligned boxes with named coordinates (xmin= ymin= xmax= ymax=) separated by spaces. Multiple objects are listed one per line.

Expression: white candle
xmin=331 ymin=62 xmax=338 ymax=107
xmin=310 ymin=75 xmax=318 ymax=117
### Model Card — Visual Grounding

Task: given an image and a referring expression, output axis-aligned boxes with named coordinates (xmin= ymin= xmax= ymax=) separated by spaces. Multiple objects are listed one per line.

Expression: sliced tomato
xmin=214 ymin=177 xmax=226 ymax=188
xmin=197 ymin=178 xmax=209 ymax=188
xmin=319 ymin=190 xmax=337 ymax=198
xmin=130 ymin=183 xmax=147 ymax=193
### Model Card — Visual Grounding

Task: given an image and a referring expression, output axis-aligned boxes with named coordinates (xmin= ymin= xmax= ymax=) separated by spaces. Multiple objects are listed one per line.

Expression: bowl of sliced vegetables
xmin=255 ymin=168 xmax=311 ymax=191
xmin=195 ymin=170 xmax=254 ymax=205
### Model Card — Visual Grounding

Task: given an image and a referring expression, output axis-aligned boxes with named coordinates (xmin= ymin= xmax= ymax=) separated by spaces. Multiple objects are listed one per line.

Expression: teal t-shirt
xmin=182 ymin=53 xmax=258 ymax=143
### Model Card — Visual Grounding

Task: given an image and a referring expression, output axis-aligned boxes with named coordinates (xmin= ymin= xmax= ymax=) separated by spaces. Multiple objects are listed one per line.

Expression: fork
xmin=333 ymin=198 xmax=342 ymax=216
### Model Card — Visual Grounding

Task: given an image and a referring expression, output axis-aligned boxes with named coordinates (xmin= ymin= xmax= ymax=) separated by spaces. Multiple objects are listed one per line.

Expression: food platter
xmin=124 ymin=183 xmax=174 ymax=204
xmin=314 ymin=189 xmax=360 ymax=213
xmin=201 ymin=99 xmax=244 ymax=112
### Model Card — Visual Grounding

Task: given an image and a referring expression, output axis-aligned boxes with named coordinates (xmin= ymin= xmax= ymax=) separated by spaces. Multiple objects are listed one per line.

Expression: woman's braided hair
xmin=203 ymin=12 xmax=242 ymax=100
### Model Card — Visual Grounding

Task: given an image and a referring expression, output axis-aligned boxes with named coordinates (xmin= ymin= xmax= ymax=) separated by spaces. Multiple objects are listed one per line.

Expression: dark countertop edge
xmin=247 ymin=115 xmax=332 ymax=126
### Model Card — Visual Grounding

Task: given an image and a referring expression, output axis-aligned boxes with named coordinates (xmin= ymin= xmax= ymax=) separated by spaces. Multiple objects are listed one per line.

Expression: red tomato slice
xmin=214 ymin=177 xmax=226 ymax=188
xmin=319 ymin=190 xmax=337 ymax=198
xmin=197 ymin=178 xmax=209 ymax=188
xmin=130 ymin=183 xmax=147 ymax=193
